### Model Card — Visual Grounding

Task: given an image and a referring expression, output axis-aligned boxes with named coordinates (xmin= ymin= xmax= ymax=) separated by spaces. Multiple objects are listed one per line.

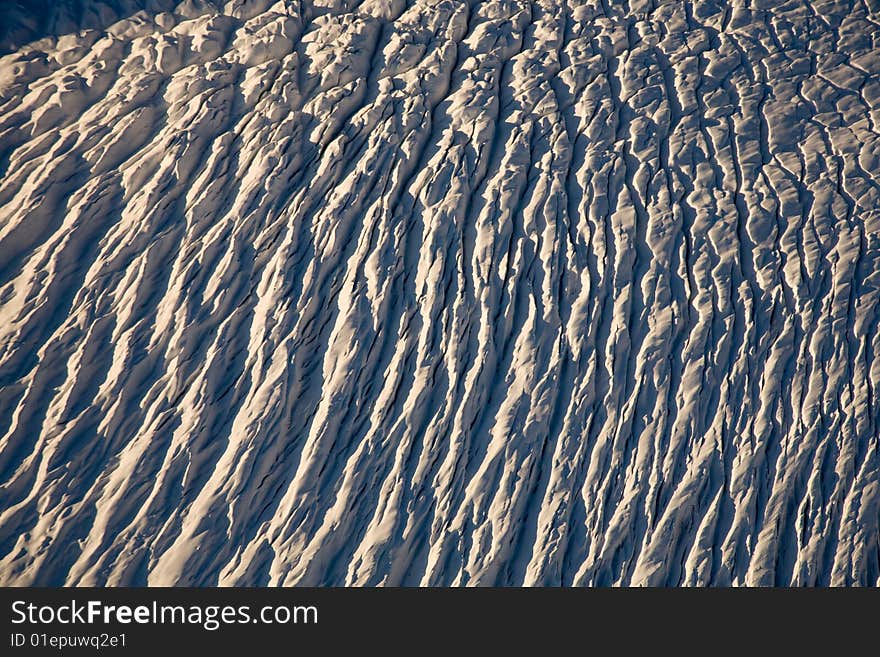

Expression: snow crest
xmin=1 ymin=0 xmax=880 ymax=585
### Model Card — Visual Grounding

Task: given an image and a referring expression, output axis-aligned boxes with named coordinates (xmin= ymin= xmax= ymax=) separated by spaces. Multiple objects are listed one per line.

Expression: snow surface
xmin=1 ymin=0 xmax=880 ymax=586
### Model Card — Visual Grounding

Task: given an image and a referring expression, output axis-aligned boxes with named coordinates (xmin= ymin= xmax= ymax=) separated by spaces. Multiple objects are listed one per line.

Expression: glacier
xmin=0 ymin=0 xmax=879 ymax=586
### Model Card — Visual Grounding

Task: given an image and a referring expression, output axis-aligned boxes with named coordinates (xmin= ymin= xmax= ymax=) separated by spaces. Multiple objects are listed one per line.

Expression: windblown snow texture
xmin=1 ymin=0 xmax=879 ymax=586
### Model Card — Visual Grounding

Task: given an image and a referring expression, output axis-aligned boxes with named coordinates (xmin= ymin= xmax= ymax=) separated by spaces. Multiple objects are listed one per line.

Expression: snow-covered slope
xmin=1 ymin=0 xmax=879 ymax=586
